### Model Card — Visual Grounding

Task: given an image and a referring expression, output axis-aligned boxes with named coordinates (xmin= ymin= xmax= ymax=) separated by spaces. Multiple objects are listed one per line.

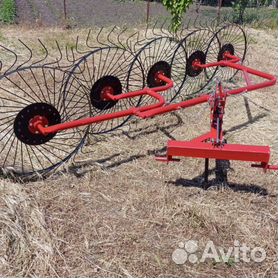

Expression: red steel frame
xmin=31 ymin=52 xmax=277 ymax=171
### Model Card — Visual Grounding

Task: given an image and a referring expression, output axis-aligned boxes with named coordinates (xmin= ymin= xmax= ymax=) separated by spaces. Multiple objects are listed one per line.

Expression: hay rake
xmin=0 ymin=22 xmax=277 ymax=182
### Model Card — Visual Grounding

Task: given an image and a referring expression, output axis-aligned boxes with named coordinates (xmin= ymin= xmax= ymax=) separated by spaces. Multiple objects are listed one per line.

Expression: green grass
xmin=0 ymin=0 xmax=16 ymax=24
xmin=222 ymin=7 xmax=278 ymax=29
xmin=244 ymin=7 xmax=278 ymax=29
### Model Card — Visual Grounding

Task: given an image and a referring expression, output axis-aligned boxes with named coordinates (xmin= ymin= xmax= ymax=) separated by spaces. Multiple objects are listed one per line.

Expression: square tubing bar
xmin=166 ymin=140 xmax=271 ymax=163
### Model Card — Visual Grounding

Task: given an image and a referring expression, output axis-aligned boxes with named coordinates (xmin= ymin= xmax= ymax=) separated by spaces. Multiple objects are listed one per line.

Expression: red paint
xmin=101 ymin=86 xmax=114 ymax=101
xmin=155 ymin=65 xmax=277 ymax=171
xmin=29 ymin=115 xmax=49 ymax=134
xmin=30 ymin=54 xmax=277 ymax=171
xmin=166 ymin=141 xmax=270 ymax=163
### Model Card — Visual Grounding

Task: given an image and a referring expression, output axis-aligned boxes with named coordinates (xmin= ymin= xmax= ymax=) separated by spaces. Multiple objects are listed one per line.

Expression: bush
xmin=232 ymin=0 xmax=249 ymax=24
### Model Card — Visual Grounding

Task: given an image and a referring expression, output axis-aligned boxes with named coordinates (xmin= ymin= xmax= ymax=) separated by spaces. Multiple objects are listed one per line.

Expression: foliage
xmin=231 ymin=0 xmax=249 ymax=24
xmin=162 ymin=0 xmax=193 ymax=32
xmin=0 ymin=0 xmax=16 ymax=24
xmin=117 ymin=0 xmax=194 ymax=32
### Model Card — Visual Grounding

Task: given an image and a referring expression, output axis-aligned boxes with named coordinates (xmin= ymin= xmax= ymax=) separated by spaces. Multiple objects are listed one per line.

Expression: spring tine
xmin=117 ymin=26 xmax=128 ymax=49
xmin=55 ymin=40 xmax=63 ymax=64
xmin=104 ymin=26 xmax=115 ymax=47
xmin=135 ymin=29 xmax=148 ymax=48
xmin=0 ymin=44 xmax=18 ymax=74
xmin=31 ymin=39 xmax=48 ymax=66
xmin=178 ymin=24 xmax=185 ymax=40
xmin=160 ymin=19 xmax=167 ymax=34
xmin=143 ymin=22 xmax=149 ymax=40
xmin=65 ymin=45 xmax=75 ymax=63
xmin=152 ymin=20 xmax=160 ymax=37
xmin=127 ymin=31 xmax=140 ymax=53
xmin=86 ymin=28 xmax=100 ymax=49
xmin=107 ymin=25 xmax=118 ymax=47
xmin=17 ymin=39 xmax=33 ymax=69
xmin=76 ymin=35 xmax=91 ymax=55
xmin=75 ymin=36 xmax=82 ymax=54
xmin=70 ymin=46 xmax=76 ymax=63
xmin=45 ymin=42 xmax=66 ymax=67
xmin=145 ymin=21 xmax=154 ymax=40
xmin=209 ymin=18 xmax=215 ymax=31
xmin=96 ymin=27 xmax=105 ymax=46
xmin=86 ymin=29 xmax=92 ymax=49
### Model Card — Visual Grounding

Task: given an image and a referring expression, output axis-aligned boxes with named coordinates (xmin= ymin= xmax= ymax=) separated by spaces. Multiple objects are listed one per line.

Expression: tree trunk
xmin=196 ymin=0 xmax=202 ymax=13
xmin=146 ymin=0 xmax=150 ymax=24
xmin=217 ymin=0 xmax=223 ymax=22
xmin=63 ymin=0 xmax=67 ymax=21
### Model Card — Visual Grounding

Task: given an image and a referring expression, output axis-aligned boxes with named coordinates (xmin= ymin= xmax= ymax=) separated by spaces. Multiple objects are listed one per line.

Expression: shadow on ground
xmin=168 ymin=172 xmax=269 ymax=196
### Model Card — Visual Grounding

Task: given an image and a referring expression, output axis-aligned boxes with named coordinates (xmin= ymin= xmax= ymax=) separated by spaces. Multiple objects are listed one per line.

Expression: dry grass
xmin=0 ymin=26 xmax=277 ymax=277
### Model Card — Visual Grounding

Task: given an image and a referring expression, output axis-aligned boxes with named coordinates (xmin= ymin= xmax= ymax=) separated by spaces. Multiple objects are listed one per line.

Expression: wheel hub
xmin=100 ymin=86 xmax=114 ymax=101
xmin=186 ymin=50 xmax=206 ymax=77
xmin=147 ymin=61 xmax=171 ymax=88
xmin=14 ymin=103 xmax=61 ymax=146
xmin=28 ymin=115 xmax=49 ymax=134
xmin=218 ymin=43 xmax=235 ymax=61
xmin=90 ymin=76 xmax=122 ymax=110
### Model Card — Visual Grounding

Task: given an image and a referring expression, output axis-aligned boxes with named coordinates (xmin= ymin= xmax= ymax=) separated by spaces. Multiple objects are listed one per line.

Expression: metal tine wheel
xmin=63 ymin=46 xmax=144 ymax=135
xmin=208 ymin=24 xmax=247 ymax=81
xmin=128 ymin=36 xmax=183 ymax=106
xmin=0 ymin=65 xmax=88 ymax=178
xmin=171 ymin=29 xmax=219 ymax=101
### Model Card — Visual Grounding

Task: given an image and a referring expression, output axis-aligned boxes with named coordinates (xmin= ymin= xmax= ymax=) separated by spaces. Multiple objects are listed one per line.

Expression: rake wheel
xmin=172 ymin=29 xmax=219 ymax=101
xmin=0 ymin=66 xmax=88 ymax=178
xmin=63 ymin=46 xmax=144 ymax=135
xmin=208 ymin=24 xmax=247 ymax=81
xmin=128 ymin=36 xmax=183 ymax=105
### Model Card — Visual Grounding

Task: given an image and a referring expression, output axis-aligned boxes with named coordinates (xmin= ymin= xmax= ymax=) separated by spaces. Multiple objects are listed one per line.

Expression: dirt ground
xmin=0 ymin=25 xmax=277 ymax=277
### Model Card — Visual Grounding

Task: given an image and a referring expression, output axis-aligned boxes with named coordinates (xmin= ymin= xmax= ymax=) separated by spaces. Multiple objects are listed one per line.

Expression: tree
xmin=162 ymin=0 xmax=194 ymax=31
